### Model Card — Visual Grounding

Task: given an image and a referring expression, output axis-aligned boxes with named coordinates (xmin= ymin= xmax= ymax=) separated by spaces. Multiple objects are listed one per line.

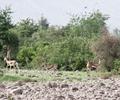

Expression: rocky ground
xmin=0 ymin=77 xmax=120 ymax=100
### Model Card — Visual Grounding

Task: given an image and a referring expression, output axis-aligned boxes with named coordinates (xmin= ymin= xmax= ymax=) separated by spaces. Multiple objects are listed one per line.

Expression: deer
xmin=41 ymin=63 xmax=58 ymax=71
xmin=4 ymin=57 xmax=19 ymax=73
xmin=86 ymin=59 xmax=101 ymax=71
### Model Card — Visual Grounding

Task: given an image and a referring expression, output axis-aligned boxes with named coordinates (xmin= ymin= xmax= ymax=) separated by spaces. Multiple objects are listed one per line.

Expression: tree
xmin=15 ymin=18 xmax=38 ymax=38
xmin=11 ymin=18 xmax=39 ymax=48
xmin=68 ymin=10 xmax=109 ymax=38
xmin=38 ymin=15 xmax=49 ymax=30
xmin=27 ymin=11 xmax=109 ymax=70
xmin=0 ymin=7 xmax=19 ymax=60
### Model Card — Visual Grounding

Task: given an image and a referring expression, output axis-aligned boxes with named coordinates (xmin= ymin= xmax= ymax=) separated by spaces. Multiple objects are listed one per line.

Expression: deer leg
xmin=5 ymin=65 xmax=8 ymax=72
xmin=14 ymin=65 xmax=17 ymax=73
xmin=6 ymin=64 xmax=9 ymax=71
xmin=15 ymin=63 xmax=19 ymax=74
xmin=10 ymin=65 xmax=11 ymax=70
xmin=86 ymin=68 xmax=90 ymax=77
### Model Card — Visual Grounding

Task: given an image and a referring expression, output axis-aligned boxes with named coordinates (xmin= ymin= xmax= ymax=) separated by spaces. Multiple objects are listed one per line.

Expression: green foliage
xmin=0 ymin=7 xmax=112 ymax=71
xmin=31 ymin=36 xmax=93 ymax=70
xmin=19 ymin=10 xmax=108 ymax=70
xmin=2 ymin=70 xmax=105 ymax=82
xmin=0 ymin=7 xmax=13 ymax=33
xmin=0 ymin=7 xmax=13 ymax=47
xmin=16 ymin=18 xmax=38 ymax=38
xmin=67 ymin=10 xmax=108 ymax=37
xmin=113 ymin=59 xmax=120 ymax=72
xmin=0 ymin=7 xmax=19 ymax=61
xmin=17 ymin=47 xmax=35 ymax=68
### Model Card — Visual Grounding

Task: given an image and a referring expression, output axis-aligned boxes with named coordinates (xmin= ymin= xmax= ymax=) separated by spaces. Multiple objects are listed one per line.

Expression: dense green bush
xmin=17 ymin=47 xmax=35 ymax=68
xmin=18 ymin=11 xmax=108 ymax=70
xmin=30 ymin=36 xmax=93 ymax=70
xmin=113 ymin=59 xmax=120 ymax=72
xmin=1 ymin=7 xmax=114 ymax=71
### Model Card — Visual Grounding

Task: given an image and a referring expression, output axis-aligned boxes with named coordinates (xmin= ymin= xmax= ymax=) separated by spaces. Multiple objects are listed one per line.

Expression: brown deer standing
xmin=86 ymin=59 xmax=101 ymax=71
xmin=4 ymin=57 xmax=19 ymax=73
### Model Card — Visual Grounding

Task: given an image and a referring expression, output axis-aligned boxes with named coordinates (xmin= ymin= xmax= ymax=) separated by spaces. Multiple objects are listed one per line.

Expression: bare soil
xmin=0 ymin=77 xmax=120 ymax=100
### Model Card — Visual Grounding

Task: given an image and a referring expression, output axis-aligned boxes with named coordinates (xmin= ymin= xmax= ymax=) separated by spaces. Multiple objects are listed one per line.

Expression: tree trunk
xmin=6 ymin=45 xmax=11 ymax=60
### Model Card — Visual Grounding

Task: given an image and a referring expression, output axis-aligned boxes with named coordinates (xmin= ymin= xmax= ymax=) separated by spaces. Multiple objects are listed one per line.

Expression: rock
xmin=115 ymin=93 xmax=120 ymax=97
xmin=1 ymin=77 xmax=120 ymax=100
xmin=0 ymin=84 xmax=5 ymax=89
xmin=57 ymin=95 xmax=65 ymax=100
xmin=12 ymin=88 xmax=23 ymax=95
xmin=68 ymin=94 xmax=75 ymax=100
xmin=61 ymin=83 xmax=69 ymax=88
xmin=0 ymin=94 xmax=6 ymax=98
xmin=72 ymin=87 xmax=79 ymax=92
xmin=99 ymin=82 xmax=105 ymax=87
xmin=14 ymin=81 xmax=24 ymax=86
xmin=23 ymin=79 xmax=37 ymax=82
xmin=48 ymin=82 xmax=58 ymax=88
xmin=99 ymin=90 xmax=105 ymax=94
xmin=15 ymin=96 xmax=22 ymax=100
xmin=7 ymin=93 xmax=15 ymax=100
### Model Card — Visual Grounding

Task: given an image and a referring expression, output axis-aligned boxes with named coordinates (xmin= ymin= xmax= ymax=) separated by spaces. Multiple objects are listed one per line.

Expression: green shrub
xmin=31 ymin=36 xmax=93 ymax=70
xmin=17 ymin=46 xmax=35 ymax=68
xmin=113 ymin=59 xmax=120 ymax=72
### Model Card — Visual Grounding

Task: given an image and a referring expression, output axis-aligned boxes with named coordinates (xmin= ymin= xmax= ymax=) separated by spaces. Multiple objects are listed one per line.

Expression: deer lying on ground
xmin=41 ymin=63 xmax=58 ymax=71
xmin=86 ymin=59 xmax=101 ymax=71
xmin=4 ymin=57 xmax=19 ymax=72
